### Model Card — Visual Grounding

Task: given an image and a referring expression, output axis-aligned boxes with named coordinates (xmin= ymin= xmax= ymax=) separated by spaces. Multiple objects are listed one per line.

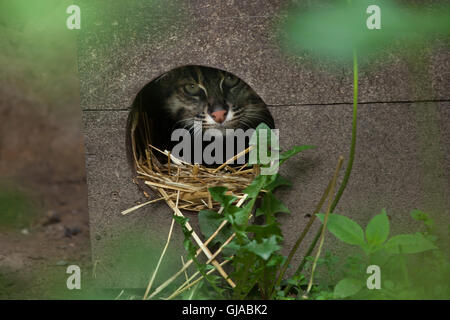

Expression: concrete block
xmin=77 ymin=0 xmax=450 ymax=286
xmin=82 ymin=101 xmax=449 ymax=285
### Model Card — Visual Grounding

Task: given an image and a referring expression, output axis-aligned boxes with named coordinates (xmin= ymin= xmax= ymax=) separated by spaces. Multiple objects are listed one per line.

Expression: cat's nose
xmin=211 ymin=109 xmax=228 ymax=123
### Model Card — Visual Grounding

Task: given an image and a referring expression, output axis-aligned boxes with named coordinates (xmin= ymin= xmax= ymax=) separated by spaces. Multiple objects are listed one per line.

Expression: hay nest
xmin=125 ymin=108 xmax=258 ymax=214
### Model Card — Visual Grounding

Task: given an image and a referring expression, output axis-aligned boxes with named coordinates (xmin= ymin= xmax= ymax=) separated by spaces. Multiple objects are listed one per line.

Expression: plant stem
xmin=331 ymin=49 xmax=358 ymax=211
xmin=285 ymin=49 xmax=359 ymax=295
xmin=281 ymin=157 xmax=344 ymax=296
xmin=143 ymin=191 xmax=179 ymax=300
xmin=165 ymin=258 xmax=232 ymax=300
xmin=233 ymin=255 xmax=255 ymax=299
xmin=272 ymin=157 xmax=338 ymax=296
xmin=304 ymin=156 xmax=344 ymax=297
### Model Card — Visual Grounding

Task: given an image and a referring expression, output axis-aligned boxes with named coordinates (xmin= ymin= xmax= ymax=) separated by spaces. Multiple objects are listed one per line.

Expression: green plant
xmin=153 ymin=122 xmax=315 ymax=300
xmin=149 ymin=147 xmax=449 ymax=300
xmin=162 ymin=120 xmax=352 ymax=300
xmin=195 ymin=148 xmax=316 ymax=299
xmin=314 ymin=209 xmax=449 ymax=299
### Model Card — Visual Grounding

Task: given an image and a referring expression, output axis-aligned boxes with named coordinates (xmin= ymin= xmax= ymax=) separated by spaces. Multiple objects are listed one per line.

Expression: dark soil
xmin=0 ymin=85 xmax=91 ymax=299
xmin=0 ymin=5 xmax=96 ymax=297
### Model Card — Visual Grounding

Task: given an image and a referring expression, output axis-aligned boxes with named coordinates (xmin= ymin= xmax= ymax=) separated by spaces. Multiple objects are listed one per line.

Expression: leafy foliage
xmin=173 ymin=124 xmax=449 ymax=300
xmin=315 ymin=209 xmax=448 ymax=299
xmin=175 ymin=135 xmax=449 ymax=301
xmin=384 ymin=234 xmax=437 ymax=254
xmin=172 ymin=123 xmax=316 ymax=299
xmin=333 ymin=278 xmax=364 ymax=299
xmin=200 ymin=143 xmax=312 ymax=299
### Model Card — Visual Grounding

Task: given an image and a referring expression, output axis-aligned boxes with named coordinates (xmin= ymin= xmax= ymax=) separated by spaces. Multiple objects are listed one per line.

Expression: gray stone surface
xmin=78 ymin=0 xmax=450 ymax=287
xmin=83 ymin=110 xmax=187 ymax=287
xmin=82 ymin=101 xmax=449 ymax=286
xmin=78 ymin=0 xmax=450 ymax=111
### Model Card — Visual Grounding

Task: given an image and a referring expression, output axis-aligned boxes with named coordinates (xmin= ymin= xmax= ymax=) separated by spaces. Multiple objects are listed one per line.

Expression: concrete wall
xmin=77 ymin=0 xmax=450 ymax=287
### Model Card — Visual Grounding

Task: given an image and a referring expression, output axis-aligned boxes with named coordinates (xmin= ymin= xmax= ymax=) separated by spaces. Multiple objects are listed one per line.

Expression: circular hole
xmin=126 ymin=65 xmax=275 ymax=171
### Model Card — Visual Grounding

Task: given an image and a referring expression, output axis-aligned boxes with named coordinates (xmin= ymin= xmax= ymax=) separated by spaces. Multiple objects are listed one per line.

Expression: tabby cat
xmin=130 ymin=65 xmax=274 ymax=165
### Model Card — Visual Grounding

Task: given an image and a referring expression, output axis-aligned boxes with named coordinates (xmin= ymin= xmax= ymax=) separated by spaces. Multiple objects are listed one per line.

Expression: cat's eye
xmin=184 ymin=83 xmax=201 ymax=95
xmin=224 ymin=75 xmax=239 ymax=87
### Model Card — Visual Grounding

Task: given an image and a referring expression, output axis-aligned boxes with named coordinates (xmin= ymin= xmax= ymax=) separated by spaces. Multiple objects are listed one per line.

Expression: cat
xmin=129 ymin=65 xmax=275 ymax=165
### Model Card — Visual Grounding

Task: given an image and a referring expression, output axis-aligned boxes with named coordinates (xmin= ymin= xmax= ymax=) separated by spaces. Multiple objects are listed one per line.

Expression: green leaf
xmin=246 ymin=222 xmax=283 ymax=241
xmin=229 ymin=204 xmax=252 ymax=227
xmin=365 ymin=210 xmax=390 ymax=247
xmin=208 ymin=186 xmax=236 ymax=208
xmin=248 ymin=123 xmax=278 ymax=166
xmin=198 ymin=209 xmax=231 ymax=245
xmin=410 ymin=209 xmax=426 ymax=221
xmin=243 ymin=174 xmax=267 ymax=198
xmin=208 ymin=186 xmax=227 ymax=199
xmin=249 ymin=123 xmax=272 ymax=147
xmin=243 ymin=235 xmax=281 ymax=260
xmin=285 ymin=274 xmax=307 ymax=287
xmin=264 ymin=174 xmax=292 ymax=191
xmin=410 ymin=209 xmax=434 ymax=228
xmin=384 ymin=233 xmax=437 ymax=254
xmin=266 ymin=254 xmax=286 ymax=268
xmin=317 ymin=214 xmax=366 ymax=247
xmin=173 ymin=215 xmax=197 ymax=259
xmin=279 ymin=145 xmax=316 ymax=165
xmin=333 ymin=278 xmax=364 ymax=299
xmin=256 ymin=192 xmax=290 ymax=218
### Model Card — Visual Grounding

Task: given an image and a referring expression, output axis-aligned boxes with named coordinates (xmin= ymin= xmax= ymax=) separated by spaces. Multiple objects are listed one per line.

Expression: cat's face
xmin=157 ymin=66 xmax=274 ymax=133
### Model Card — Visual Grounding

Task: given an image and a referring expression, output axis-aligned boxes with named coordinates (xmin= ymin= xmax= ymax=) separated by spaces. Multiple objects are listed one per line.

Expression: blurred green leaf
xmin=283 ymin=0 xmax=450 ymax=61
xmin=198 ymin=209 xmax=232 ymax=245
xmin=333 ymin=278 xmax=364 ymax=299
xmin=384 ymin=233 xmax=437 ymax=254
xmin=410 ymin=209 xmax=434 ymax=228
